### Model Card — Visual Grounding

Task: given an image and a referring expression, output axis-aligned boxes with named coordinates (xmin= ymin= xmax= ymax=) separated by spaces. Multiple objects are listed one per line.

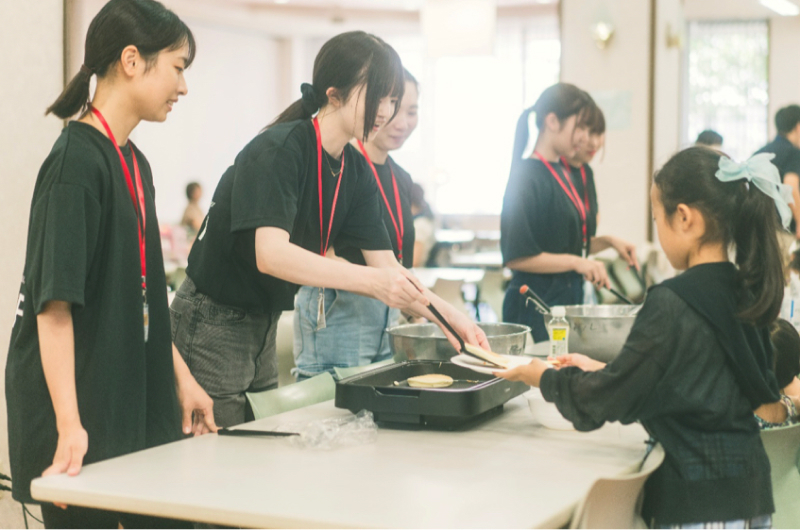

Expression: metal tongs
xmin=519 ymin=284 xmax=551 ymax=315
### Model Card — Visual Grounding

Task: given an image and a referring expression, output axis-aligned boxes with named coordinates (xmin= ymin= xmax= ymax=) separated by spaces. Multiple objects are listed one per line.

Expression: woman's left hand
xmin=609 ymin=237 xmax=640 ymax=271
xmin=177 ymin=374 xmax=218 ymax=436
xmin=494 ymin=358 xmax=551 ymax=387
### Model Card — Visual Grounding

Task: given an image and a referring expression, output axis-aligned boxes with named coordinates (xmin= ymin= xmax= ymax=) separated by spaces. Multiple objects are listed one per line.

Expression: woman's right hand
xmin=370 ymin=267 xmax=428 ymax=309
xmin=574 ymin=258 xmax=610 ymax=289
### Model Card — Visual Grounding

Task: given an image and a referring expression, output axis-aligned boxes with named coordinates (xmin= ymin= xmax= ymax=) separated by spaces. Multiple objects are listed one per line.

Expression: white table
xmin=32 ymin=397 xmax=648 ymax=528
xmin=449 ymin=250 xmax=504 ymax=269
xmin=412 ymin=267 xmax=487 ymax=289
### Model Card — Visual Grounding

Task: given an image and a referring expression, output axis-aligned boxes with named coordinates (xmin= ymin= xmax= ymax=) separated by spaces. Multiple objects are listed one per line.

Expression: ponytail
xmin=46 ymin=0 xmax=195 ymax=119
xmin=654 ymin=147 xmax=784 ymax=327
xmin=46 ymin=65 xmax=94 ymax=119
xmin=731 ymin=176 xmax=783 ymax=326
xmin=267 ymin=31 xmax=404 ymax=140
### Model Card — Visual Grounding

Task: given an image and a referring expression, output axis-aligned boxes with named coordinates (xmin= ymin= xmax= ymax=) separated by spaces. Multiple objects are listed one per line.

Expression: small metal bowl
xmin=388 ymin=322 xmax=531 ymax=362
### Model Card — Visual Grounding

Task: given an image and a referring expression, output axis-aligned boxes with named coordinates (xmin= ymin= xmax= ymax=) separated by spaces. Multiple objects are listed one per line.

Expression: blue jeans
xmin=293 ymin=287 xmax=400 ymax=379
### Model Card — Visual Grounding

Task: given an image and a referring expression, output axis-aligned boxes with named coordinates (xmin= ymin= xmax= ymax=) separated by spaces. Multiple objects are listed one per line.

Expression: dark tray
xmin=334 ymin=360 xmax=529 ymax=429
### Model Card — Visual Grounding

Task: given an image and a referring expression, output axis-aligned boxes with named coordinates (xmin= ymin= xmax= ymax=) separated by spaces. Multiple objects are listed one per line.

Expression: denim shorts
xmin=170 ymin=276 xmax=281 ymax=428
xmin=292 ymin=286 xmax=400 ymax=379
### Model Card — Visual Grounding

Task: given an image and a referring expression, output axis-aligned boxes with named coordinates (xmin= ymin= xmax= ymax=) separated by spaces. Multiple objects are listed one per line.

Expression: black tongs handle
xmin=426 ymin=301 xmax=466 ymax=352
xmin=218 ymin=428 xmax=299 ymax=437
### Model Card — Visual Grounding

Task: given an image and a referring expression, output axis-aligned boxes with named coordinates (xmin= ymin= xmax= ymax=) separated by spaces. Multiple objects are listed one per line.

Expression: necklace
xmin=323 ymin=150 xmax=343 ymax=178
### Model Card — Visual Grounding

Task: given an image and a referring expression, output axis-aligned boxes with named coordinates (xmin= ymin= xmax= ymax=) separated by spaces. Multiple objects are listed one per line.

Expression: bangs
xmin=361 ymin=41 xmax=405 ymax=140
xmin=579 ymin=103 xmax=606 ymax=134
xmin=166 ymin=23 xmax=196 ymax=67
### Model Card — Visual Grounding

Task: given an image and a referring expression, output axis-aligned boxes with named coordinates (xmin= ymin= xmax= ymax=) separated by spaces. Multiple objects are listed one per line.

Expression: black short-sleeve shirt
xmin=336 ymin=155 xmax=415 ymax=268
xmin=186 ymin=119 xmax=392 ymax=312
xmin=6 ymin=122 xmax=181 ymax=503
xmin=501 ymin=159 xmax=599 ymax=265
xmin=754 ymin=135 xmax=800 ymax=181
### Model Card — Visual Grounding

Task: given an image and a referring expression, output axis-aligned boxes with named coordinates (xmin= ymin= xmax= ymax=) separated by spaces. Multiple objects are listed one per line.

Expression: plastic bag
xmin=278 ymin=409 xmax=378 ymax=450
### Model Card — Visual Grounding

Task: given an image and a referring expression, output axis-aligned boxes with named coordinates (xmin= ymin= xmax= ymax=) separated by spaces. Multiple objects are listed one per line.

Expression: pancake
xmin=407 ymin=374 xmax=454 ymax=388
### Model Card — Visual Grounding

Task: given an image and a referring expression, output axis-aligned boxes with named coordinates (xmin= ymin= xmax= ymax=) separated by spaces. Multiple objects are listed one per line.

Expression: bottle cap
xmin=552 ymin=306 xmax=566 ymax=318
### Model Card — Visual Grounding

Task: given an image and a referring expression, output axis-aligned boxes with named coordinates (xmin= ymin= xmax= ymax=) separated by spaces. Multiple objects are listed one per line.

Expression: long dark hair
xmin=511 ymin=83 xmax=591 ymax=162
xmin=268 ymin=31 xmax=404 ymax=141
xmin=46 ymin=0 xmax=196 ymax=119
xmin=654 ymin=147 xmax=784 ymax=326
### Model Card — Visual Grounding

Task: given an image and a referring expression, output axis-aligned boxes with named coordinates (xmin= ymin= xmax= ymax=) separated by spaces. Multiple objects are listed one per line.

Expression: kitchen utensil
xmin=218 ymin=428 xmax=299 ymax=438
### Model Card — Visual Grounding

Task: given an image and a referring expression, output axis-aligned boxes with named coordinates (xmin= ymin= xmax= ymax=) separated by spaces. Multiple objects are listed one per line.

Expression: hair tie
xmin=79 ymin=64 xmax=94 ymax=76
xmin=715 ymin=153 xmax=795 ymax=229
xmin=300 ymin=83 xmax=320 ymax=115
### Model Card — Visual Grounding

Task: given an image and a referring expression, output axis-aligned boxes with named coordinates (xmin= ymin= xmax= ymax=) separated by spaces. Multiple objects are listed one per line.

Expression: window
xmin=683 ymin=21 xmax=769 ymax=162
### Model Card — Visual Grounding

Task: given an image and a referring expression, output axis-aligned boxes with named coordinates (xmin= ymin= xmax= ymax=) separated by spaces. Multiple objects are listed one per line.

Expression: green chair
xmin=760 ymin=422 xmax=800 ymax=529
xmin=334 ymin=359 xmax=395 ymax=380
xmin=245 ymin=372 xmax=335 ymax=420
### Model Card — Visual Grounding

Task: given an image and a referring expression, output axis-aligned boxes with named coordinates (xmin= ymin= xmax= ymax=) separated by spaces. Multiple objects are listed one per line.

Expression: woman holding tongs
xmin=501 ymin=84 xmax=639 ymax=343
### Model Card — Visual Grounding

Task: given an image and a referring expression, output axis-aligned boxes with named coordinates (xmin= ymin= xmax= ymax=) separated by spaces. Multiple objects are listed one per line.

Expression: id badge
xmin=316 ymin=288 xmax=326 ymax=331
xmin=143 ymin=302 xmax=149 ymax=343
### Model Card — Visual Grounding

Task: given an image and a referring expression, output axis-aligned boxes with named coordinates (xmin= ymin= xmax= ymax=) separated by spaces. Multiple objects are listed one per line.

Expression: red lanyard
xmin=313 ymin=117 xmax=344 ymax=256
xmin=356 ymin=140 xmax=404 ymax=261
xmin=534 ymin=151 xmax=587 ymax=252
xmin=92 ymin=107 xmax=147 ymax=292
xmin=561 ymin=157 xmax=591 ymax=214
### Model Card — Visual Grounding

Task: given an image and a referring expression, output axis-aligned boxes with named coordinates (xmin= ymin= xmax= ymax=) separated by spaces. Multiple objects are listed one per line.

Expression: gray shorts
xmin=170 ymin=276 xmax=281 ymax=428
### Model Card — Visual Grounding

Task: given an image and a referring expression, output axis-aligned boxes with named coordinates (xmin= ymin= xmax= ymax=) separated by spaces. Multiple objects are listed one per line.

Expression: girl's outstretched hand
xmin=557 ymin=353 xmax=606 ymax=372
xmin=494 ymin=358 xmax=550 ymax=387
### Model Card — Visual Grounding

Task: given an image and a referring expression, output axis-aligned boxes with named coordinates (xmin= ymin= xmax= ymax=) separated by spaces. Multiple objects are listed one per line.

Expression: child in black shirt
xmin=499 ymin=147 xmax=790 ymax=527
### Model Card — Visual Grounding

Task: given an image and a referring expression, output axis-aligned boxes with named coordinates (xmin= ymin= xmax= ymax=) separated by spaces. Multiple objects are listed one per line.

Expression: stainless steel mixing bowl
xmin=388 ymin=322 xmax=531 ymax=362
xmin=544 ymin=305 xmax=640 ymax=362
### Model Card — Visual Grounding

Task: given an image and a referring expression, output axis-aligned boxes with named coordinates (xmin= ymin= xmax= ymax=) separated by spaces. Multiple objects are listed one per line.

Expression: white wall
xmin=768 ymin=17 xmax=800 ymax=139
xmin=561 ymin=0 xmax=654 ymax=247
xmin=0 ymin=0 xmax=63 ymax=525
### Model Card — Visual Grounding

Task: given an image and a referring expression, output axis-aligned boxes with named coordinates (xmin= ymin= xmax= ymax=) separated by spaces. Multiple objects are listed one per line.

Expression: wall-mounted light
xmin=591 ymin=21 xmax=614 ymax=49
xmin=759 ymin=0 xmax=800 ymax=16
xmin=665 ymin=23 xmax=683 ymax=49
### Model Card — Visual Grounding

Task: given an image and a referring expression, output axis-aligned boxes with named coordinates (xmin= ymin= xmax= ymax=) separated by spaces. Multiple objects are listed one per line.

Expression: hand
xmin=42 ymin=422 xmax=88 ymax=509
xmin=493 ymin=358 xmax=550 ymax=387
xmin=609 ymin=237 xmax=640 ymax=271
xmin=556 ymin=353 xmax=606 ymax=372
xmin=574 ymin=258 xmax=610 ymax=289
xmin=177 ymin=374 xmax=218 ymax=436
xmin=370 ymin=268 xmax=428 ymax=309
xmin=439 ymin=311 xmax=491 ymax=353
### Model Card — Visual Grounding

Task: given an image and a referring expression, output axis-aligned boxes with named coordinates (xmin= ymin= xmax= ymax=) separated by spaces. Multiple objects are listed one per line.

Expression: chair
xmin=245 ymin=372 xmax=335 ymax=420
xmin=569 ymin=443 xmax=665 ymax=529
xmin=478 ymin=269 xmax=507 ymax=322
xmin=760 ymin=422 xmax=800 ymax=529
xmin=334 ymin=359 xmax=395 ymax=380
xmin=430 ymin=278 xmax=471 ymax=317
xmin=275 ymin=310 xmax=296 ymax=387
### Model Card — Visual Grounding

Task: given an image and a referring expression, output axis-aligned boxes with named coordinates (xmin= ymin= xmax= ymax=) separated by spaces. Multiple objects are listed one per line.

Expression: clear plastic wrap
xmin=278 ymin=410 xmax=378 ymax=450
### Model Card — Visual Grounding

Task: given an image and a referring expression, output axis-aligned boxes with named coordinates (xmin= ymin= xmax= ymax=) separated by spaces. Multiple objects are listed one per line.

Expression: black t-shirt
xmin=501 ymin=158 xmax=599 ymax=265
xmin=186 ymin=119 xmax=392 ymax=312
xmin=755 ymin=136 xmax=800 ymax=232
xmin=6 ymin=122 xmax=182 ymax=503
xmin=336 ymin=155 xmax=415 ymax=268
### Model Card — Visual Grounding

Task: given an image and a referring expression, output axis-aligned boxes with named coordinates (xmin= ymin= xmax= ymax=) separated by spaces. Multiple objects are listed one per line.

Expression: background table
xmin=32 ymin=396 xmax=648 ymax=528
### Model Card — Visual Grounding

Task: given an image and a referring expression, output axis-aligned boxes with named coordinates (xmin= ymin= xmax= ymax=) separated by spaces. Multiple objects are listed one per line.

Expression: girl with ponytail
xmin=8 ymin=1 xmax=213 ymax=527
xmin=171 ymin=32 xmax=488 ymax=427
xmin=498 ymin=146 xmax=789 ymax=528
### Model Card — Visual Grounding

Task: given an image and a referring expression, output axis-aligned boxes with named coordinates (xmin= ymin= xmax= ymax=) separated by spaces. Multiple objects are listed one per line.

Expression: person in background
xmin=562 ymin=96 xmax=638 ymax=305
xmin=411 ymin=183 xmax=435 ymax=268
xmin=181 ymin=181 xmax=204 ymax=239
xmin=755 ymin=104 xmax=800 ymax=240
xmin=498 ymin=147 xmax=789 ymax=528
xmin=695 ymin=129 xmax=723 ymax=149
xmin=293 ymin=68 xmax=425 ymax=379
xmin=754 ymin=319 xmax=800 ymax=429
xmin=501 ymin=84 xmax=638 ymax=343
xmin=6 ymin=1 xmax=215 ymax=527
xmin=170 ymin=32 xmax=488 ymax=427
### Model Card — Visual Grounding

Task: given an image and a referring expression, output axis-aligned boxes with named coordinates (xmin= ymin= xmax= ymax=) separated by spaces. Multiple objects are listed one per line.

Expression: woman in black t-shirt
xmin=501 ymin=84 xmax=639 ymax=342
xmin=292 ymin=69 xmax=421 ymax=379
xmin=6 ymin=2 xmax=215 ymax=527
xmin=172 ymin=33 xmax=488 ymax=426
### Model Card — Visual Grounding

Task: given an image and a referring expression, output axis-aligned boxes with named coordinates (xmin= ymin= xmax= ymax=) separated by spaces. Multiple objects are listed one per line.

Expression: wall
xmin=767 ymin=16 xmax=800 ymax=139
xmin=0 ymin=0 xmax=63 ymax=526
xmin=560 ymin=0 xmax=654 ymax=247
